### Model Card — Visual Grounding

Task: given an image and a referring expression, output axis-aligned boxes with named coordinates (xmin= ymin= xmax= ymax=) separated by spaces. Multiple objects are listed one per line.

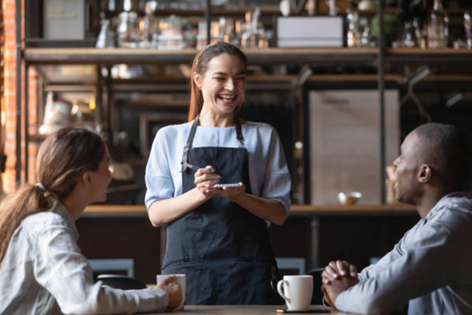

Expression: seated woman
xmin=0 ymin=127 xmax=181 ymax=315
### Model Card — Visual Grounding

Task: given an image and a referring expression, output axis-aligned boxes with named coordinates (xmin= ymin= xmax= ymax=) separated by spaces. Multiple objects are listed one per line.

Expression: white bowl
xmin=337 ymin=192 xmax=362 ymax=206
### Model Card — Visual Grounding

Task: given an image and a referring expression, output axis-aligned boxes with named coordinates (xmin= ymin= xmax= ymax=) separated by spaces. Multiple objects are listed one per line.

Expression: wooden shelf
xmin=82 ymin=204 xmax=417 ymax=218
xmin=386 ymin=48 xmax=472 ymax=63
xmin=290 ymin=204 xmax=417 ymax=216
xmin=24 ymin=48 xmax=379 ymax=65
xmin=24 ymin=48 xmax=472 ymax=66
xmin=106 ymin=7 xmax=287 ymax=17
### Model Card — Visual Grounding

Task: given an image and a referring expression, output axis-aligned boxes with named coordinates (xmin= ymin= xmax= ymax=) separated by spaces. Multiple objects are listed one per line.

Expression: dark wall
xmin=76 ymin=217 xmax=161 ymax=283
xmin=76 ymin=214 xmax=418 ymax=284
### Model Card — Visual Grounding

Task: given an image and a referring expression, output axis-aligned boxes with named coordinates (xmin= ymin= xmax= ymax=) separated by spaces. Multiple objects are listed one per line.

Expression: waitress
xmin=145 ymin=42 xmax=291 ymax=305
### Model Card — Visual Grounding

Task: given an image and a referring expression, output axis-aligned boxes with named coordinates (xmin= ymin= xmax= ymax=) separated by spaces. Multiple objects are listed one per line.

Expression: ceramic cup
xmin=156 ymin=274 xmax=186 ymax=310
xmin=277 ymin=275 xmax=313 ymax=311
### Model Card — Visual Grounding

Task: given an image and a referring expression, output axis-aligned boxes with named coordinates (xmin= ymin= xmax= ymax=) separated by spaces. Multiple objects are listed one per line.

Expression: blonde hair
xmin=0 ymin=127 xmax=105 ymax=263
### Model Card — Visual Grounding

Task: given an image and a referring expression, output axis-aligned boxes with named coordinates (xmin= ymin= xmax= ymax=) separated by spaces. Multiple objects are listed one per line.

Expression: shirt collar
xmin=54 ymin=202 xmax=80 ymax=240
xmin=424 ymin=192 xmax=467 ymax=220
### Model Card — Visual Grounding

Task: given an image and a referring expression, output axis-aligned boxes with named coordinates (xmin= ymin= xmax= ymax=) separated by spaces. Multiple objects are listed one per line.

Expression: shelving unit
xmin=14 ymin=0 xmax=472 ymax=275
xmin=16 ymin=1 xmax=472 ymax=200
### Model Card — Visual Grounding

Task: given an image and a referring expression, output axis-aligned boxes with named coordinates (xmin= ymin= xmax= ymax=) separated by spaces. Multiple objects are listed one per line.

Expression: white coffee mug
xmin=277 ymin=275 xmax=313 ymax=311
xmin=156 ymin=274 xmax=186 ymax=310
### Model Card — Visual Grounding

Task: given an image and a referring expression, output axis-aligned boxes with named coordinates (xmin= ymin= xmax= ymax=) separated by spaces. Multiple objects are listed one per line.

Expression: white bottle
xmin=427 ymin=0 xmax=448 ymax=48
xmin=279 ymin=0 xmax=291 ymax=17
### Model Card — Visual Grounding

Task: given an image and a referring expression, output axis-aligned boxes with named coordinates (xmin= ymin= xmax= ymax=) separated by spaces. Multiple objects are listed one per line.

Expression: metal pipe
xmin=15 ymin=0 xmax=22 ymax=183
xmin=205 ymin=0 xmax=211 ymax=45
xmin=24 ymin=63 xmax=29 ymax=182
xmin=378 ymin=0 xmax=386 ymax=204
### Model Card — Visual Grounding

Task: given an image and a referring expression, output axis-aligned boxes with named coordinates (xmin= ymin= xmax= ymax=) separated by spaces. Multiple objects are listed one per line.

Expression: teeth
xmin=220 ymin=95 xmax=235 ymax=99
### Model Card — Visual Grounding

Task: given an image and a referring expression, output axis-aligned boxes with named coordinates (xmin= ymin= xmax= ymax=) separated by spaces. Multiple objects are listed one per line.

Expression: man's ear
xmin=417 ymin=164 xmax=432 ymax=183
xmin=81 ymin=171 xmax=92 ymax=186
xmin=193 ymin=73 xmax=202 ymax=90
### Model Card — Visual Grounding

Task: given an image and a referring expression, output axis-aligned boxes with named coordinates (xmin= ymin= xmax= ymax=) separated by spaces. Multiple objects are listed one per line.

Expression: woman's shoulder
xmin=243 ymin=121 xmax=278 ymax=136
xmin=20 ymin=210 xmax=69 ymax=238
xmin=153 ymin=121 xmax=192 ymax=146
xmin=156 ymin=121 xmax=192 ymax=138
xmin=22 ymin=210 xmax=66 ymax=227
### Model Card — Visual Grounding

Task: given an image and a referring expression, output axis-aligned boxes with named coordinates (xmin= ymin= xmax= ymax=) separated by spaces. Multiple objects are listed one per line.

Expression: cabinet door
xmin=308 ymin=90 xmax=399 ymax=205
xmin=26 ymin=0 xmax=99 ymax=47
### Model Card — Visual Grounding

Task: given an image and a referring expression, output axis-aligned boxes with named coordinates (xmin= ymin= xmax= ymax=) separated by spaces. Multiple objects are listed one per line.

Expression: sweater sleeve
xmin=145 ymin=126 xmax=178 ymax=209
xmin=30 ymin=220 xmax=168 ymax=314
xmin=336 ymin=221 xmax=456 ymax=315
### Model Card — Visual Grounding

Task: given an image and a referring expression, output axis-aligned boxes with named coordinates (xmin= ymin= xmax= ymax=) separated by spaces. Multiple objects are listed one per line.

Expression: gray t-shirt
xmin=0 ymin=202 xmax=169 ymax=315
xmin=336 ymin=193 xmax=472 ymax=315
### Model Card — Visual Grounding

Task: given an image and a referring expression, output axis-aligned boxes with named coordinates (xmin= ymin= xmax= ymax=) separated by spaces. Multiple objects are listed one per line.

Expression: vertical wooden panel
xmin=309 ymin=90 xmax=399 ymax=205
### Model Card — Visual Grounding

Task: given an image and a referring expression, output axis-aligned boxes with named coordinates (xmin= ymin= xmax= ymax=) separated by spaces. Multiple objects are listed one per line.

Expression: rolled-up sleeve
xmin=145 ymin=128 xmax=175 ymax=209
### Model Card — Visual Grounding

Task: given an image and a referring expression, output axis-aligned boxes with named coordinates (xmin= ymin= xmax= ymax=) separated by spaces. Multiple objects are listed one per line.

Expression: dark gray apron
xmin=162 ymin=116 xmax=280 ymax=305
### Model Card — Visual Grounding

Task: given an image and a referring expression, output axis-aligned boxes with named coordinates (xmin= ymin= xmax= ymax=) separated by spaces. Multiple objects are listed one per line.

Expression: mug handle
xmin=277 ymin=280 xmax=290 ymax=303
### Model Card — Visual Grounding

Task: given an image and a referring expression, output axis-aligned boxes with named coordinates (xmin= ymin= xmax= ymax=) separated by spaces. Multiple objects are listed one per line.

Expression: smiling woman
xmin=145 ymin=42 xmax=292 ymax=306
xmin=188 ymin=42 xmax=248 ymax=122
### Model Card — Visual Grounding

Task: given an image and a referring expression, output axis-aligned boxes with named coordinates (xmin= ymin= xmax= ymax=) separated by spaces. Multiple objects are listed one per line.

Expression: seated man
xmin=321 ymin=123 xmax=472 ymax=315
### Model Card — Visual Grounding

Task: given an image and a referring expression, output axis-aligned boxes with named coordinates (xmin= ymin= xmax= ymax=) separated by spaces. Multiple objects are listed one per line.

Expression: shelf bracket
xmin=399 ymin=66 xmax=432 ymax=122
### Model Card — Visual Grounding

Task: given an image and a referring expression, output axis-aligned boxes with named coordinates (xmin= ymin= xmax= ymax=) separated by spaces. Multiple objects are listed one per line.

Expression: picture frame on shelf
xmin=139 ymin=113 xmax=187 ymax=158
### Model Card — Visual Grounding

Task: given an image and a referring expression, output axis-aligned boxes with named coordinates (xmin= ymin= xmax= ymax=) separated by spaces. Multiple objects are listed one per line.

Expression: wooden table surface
xmin=141 ymin=305 xmax=352 ymax=315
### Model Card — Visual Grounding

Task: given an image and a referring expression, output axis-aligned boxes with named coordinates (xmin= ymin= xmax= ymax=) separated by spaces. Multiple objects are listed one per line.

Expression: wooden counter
xmin=168 ymin=305 xmax=349 ymax=315
xmin=83 ymin=204 xmax=417 ymax=218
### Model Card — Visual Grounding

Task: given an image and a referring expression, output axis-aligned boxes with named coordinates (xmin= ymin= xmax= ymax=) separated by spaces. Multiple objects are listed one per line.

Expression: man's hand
xmin=157 ymin=275 xmax=182 ymax=312
xmin=322 ymin=260 xmax=358 ymax=285
xmin=321 ymin=275 xmax=359 ymax=307
xmin=321 ymin=260 xmax=359 ymax=308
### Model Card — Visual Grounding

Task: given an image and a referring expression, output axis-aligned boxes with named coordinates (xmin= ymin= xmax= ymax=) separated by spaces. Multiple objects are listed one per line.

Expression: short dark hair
xmin=414 ymin=123 xmax=472 ymax=191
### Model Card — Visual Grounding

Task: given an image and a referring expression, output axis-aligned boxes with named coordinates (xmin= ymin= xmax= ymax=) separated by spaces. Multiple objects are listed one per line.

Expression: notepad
xmin=213 ymin=183 xmax=241 ymax=188
xmin=276 ymin=309 xmax=330 ymax=313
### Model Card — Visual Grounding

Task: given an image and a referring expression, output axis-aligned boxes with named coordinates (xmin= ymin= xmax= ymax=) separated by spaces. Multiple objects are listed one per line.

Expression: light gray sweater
xmin=336 ymin=193 xmax=472 ymax=315
xmin=0 ymin=202 xmax=169 ymax=315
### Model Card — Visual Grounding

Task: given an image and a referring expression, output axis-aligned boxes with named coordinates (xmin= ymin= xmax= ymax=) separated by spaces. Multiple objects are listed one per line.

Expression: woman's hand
xmin=194 ymin=166 xmax=220 ymax=197
xmin=157 ymin=275 xmax=182 ymax=312
xmin=212 ymin=182 xmax=246 ymax=199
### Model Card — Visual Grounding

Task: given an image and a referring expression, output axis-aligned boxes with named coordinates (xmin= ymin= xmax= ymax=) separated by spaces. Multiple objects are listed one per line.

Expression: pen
xmin=181 ymin=162 xmax=201 ymax=171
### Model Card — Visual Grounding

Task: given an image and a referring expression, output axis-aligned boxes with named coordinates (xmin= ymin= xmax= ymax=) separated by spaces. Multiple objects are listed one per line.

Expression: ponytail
xmin=0 ymin=127 xmax=105 ymax=264
xmin=0 ymin=185 xmax=57 ymax=263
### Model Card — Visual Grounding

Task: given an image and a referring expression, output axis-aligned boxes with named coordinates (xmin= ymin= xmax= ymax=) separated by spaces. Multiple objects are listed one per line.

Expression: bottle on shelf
xmin=346 ymin=10 xmax=360 ymax=48
xmin=138 ymin=1 xmax=158 ymax=48
xmin=465 ymin=12 xmax=472 ymax=49
xmin=402 ymin=21 xmax=418 ymax=48
xmin=427 ymin=0 xmax=448 ymax=49
xmin=117 ymin=0 xmax=139 ymax=48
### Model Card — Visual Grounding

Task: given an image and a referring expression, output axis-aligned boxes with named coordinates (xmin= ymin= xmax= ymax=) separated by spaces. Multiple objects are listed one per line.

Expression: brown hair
xmin=0 ymin=127 xmax=105 ymax=263
xmin=188 ymin=42 xmax=248 ymax=122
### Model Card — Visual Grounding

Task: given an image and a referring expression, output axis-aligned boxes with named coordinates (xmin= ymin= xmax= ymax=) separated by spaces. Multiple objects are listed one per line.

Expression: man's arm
xmin=324 ymin=222 xmax=457 ymax=315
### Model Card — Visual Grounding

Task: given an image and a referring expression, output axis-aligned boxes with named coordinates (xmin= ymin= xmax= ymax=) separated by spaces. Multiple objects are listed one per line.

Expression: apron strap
xmin=234 ymin=115 xmax=245 ymax=148
xmin=181 ymin=117 xmax=199 ymax=172
xmin=180 ymin=115 xmax=245 ymax=172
